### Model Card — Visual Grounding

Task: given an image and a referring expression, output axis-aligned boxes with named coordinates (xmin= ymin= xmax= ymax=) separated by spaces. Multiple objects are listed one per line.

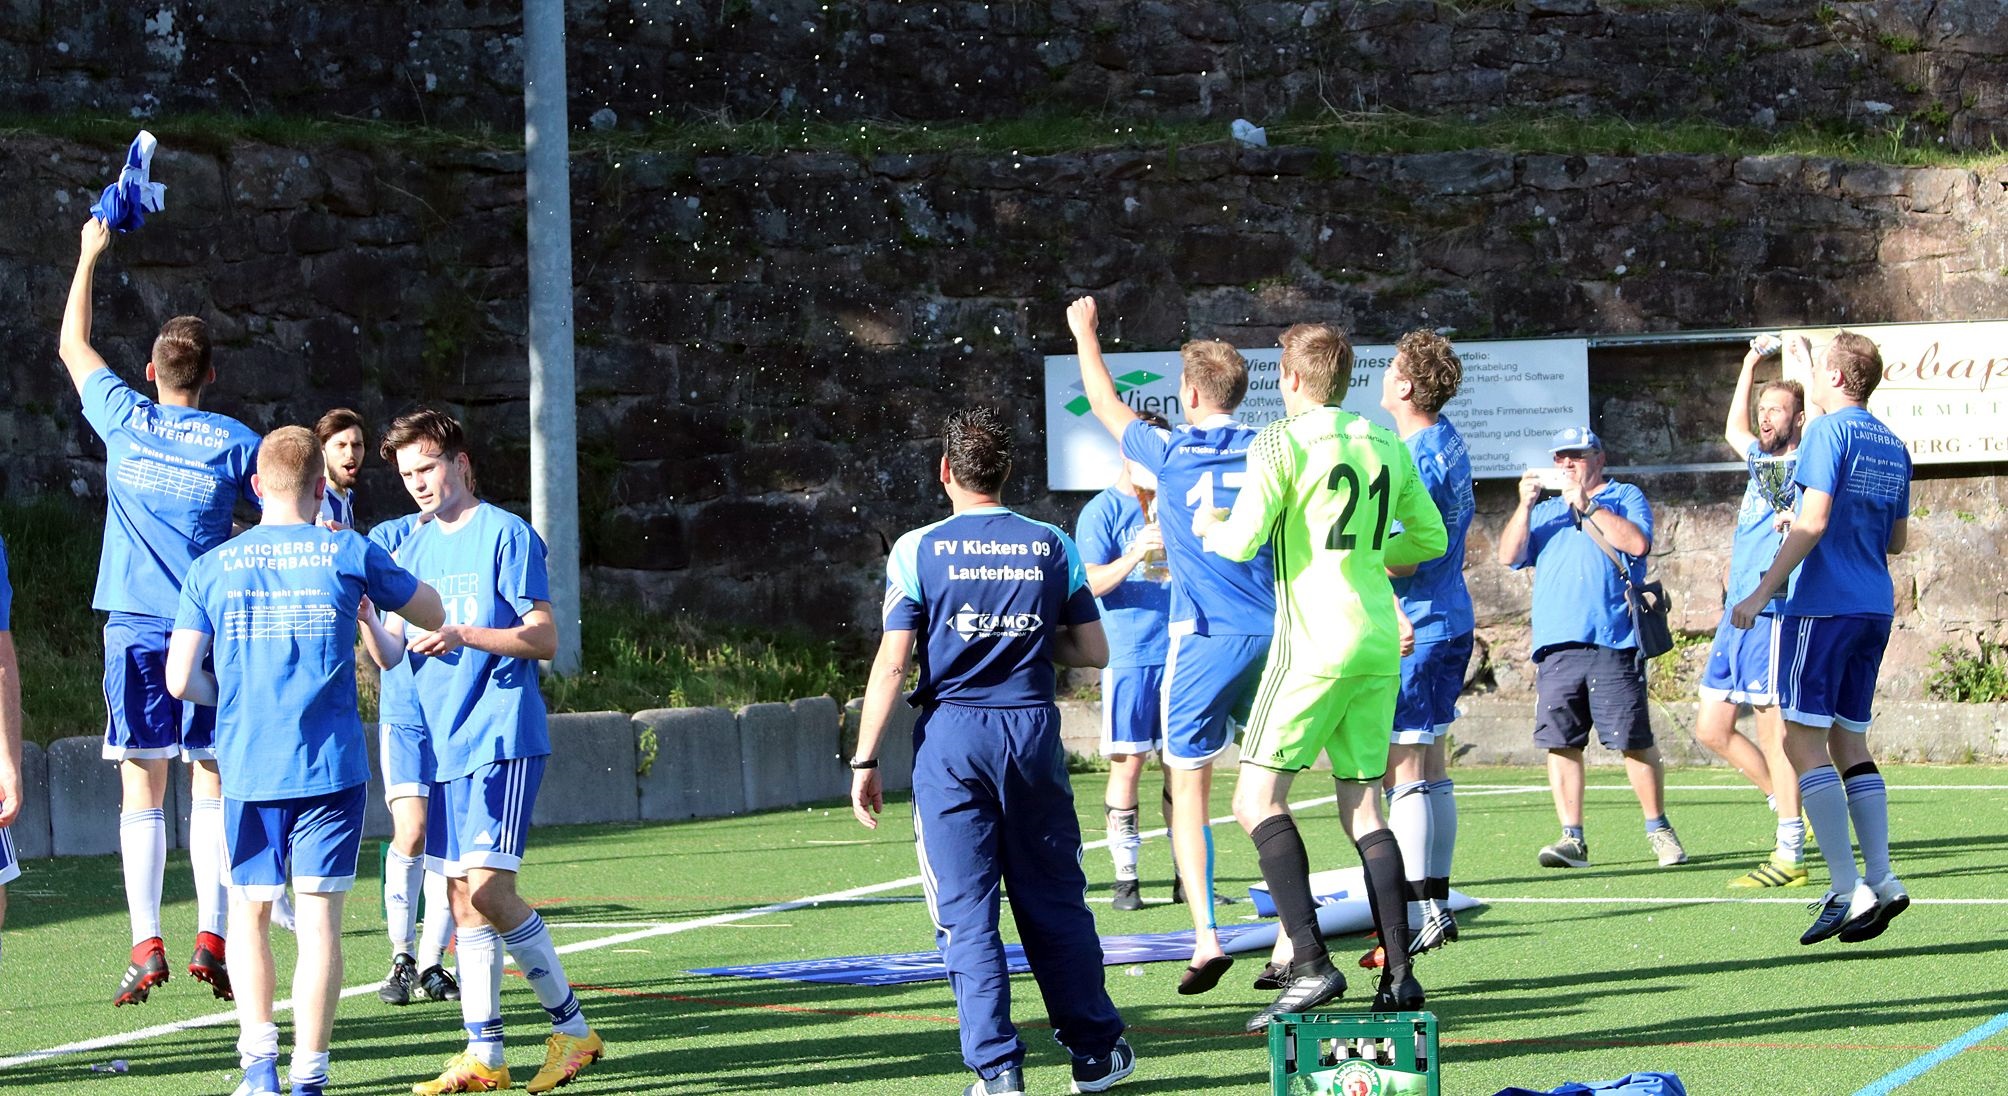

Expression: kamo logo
xmin=1064 ymin=371 xmax=1167 ymax=416
xmin=952 ymin=603 xmax=1043 ymax=641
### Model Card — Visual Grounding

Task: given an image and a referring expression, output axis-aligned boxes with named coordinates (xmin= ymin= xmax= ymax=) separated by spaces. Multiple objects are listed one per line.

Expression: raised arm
xmin=59 ymin=219 xmax=114 ymax=393
xmin=1724 ymin=346 xmax=1762 ymax=454
xmin=1066 ymin=296 xmax=1142 ymax=443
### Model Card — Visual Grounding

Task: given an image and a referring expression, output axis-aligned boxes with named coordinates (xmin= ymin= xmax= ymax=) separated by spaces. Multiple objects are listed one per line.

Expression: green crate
xmin=1268 ymin=1011 xmax=1440 ymax=1096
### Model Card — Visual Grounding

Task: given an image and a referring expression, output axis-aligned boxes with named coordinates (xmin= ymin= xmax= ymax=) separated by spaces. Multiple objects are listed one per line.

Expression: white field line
xmin=1456 ymin=783 xmax=2008 ymax=794
xmin=1477 ymin=895 xmax=2008 ymax=907
xmin=0 ymin=794 xmax=1337 ymax=1071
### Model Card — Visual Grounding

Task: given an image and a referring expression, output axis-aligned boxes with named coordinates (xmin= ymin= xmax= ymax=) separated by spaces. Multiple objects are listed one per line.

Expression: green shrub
xmin=1925 ymin=642 xmax=2008 ymax=704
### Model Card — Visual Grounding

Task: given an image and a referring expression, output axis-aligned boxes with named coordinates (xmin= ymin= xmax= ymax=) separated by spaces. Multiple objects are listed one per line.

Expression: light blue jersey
xmin=1519 ymin=481 xmax=1654 ymax=657
xmin=368 ymin=515 xmax=424 ymax=727
xmin=81 ymin=369 xmax=260 ymax=617
xmin=1392 ymin=417 xmax=1476 ymax=642
xmin=1120 ymin=416 xmax=1274 ymax=636
xmin=1785 ymin=407 xmax=1911 ymax=618
xmin=883 ymin=507 xmax=1100 ymax=708
xmin=174 ymin=524 xmax=422 ymax=801
xmin=1074 ymin=488 xmax=1169 ymax=668
xmin=397 ymin=503 xmax=552 ymax=780
xmin=1728 ymin=440 xmax=1790 ymax=612
xmin=318 ymin=486 xmax=356 ymax=530
xmin=0 ymin=533 xmax=11 ymax=630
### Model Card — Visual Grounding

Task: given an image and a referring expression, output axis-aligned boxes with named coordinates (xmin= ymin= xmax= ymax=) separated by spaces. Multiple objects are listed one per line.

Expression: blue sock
xmin=1798 ymin=766 xmax=1857 ymax=892
xmin=1644 ymin=815 xmax=1670 ymax=835
xmin=1843 ymin=764 xmax=1891 ymax=884
xmin=1562 ymin=824 xmax=1585 ymax=842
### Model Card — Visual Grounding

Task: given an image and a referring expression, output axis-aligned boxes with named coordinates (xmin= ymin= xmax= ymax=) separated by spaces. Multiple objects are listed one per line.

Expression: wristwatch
xmin=848 ymin=758 xmax=879 ymax=770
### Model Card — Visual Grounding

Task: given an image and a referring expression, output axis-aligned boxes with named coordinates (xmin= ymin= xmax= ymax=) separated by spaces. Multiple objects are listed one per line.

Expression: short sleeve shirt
xmin=319 ymin=487 xmax=357 ymax=530
xmin=396 ymin=504 xmax=552 ymax=780
xmin=1391 ymin=418 xmax=1476 ymax=642
xmin=1074 ymin=488 xmax=1169 ymax=668
xmin=1785 ymin=407 xmax=1911 ymax=618
xmin=81 ymin=369 xmax=260 ymax=618
xmin=1727 ymin=440 xmax=1791 ymax=612
xmin=882 ymin=506 xmax=1100 ymax=708
xmin=1520 ymin=481 xmax=1654 ymax=656
xmin=173 ymin=523 xmax=421 ymax=801
xmin=368 ymin=515 xmax=423 ymax=728
xmin=1120 ymin=417 xmax=1275 ymax=636
xmin=0 ymin=534 xmax=12 ymax=631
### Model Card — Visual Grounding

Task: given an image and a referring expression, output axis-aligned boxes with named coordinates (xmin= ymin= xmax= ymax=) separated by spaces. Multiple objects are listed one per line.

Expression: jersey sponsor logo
xmin=952 ymin=603 xmax=1043 ymax=641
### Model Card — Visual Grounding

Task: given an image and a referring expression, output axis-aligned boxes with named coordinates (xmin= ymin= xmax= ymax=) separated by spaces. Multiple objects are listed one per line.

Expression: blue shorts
xmin=0 ymin=823 xmax=19 ymax=887
xmin=1099 ymin=664 xmax=1165 ymax=757
xmin=1393 ymin=633 xmax=1474 ymax=744
xmin=380 ymin=722 xmax=436 ymax=802
xmin=1701 ymin=613 xmax=1776 ymax=706
xmin=1774 ymin=614 xmax=1890 ymax=731
xmin=225 ymin=784 xmax=367 ymax=900
xmin=1162 ymin=626 xmax=1270 ymax=770
xmin=427 ymin=756 xmax=545 ymax=877
xmin=101 ymin=612 xmax=217 ymax=762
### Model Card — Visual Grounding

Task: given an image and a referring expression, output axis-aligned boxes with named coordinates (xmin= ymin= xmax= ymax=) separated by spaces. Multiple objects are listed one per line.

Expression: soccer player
xmin=850 ymin=407 xmax=1133 ymax=1096
xmin=375 ymin=409 xmax=604 ymax=1095
xmin=59 ymin=217 xmax=260 ymax=1006
xmin=1198 ymin=324 xmax=1447 ymax=1030
xmin=1067 ymin=295 xmax=1273 ymax=995
xmin=1379 ymin=331 xmax=1476 ymax=953
xmin=1496 ymin=429 xmax=1684 ymax=870
xmin=165 ymin=426 xmax=444 ymax=1096
xmin=316 ymin=409 xmax=367 ymax=530
xmin=1731 ymin=332 xmax=1912 ymax=945
xmin=359 ymin=510 xmax=462 ymax=1007
xmin=1074 ymin=417 xmax=1171 ymax=911
xmin=1702 ymin=346 xmax=1811 ymax=888
xmin=0 ymin=532 xmax=22 ymax=974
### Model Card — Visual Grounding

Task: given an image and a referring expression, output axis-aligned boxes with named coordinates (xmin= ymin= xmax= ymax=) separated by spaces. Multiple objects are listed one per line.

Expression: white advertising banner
xmin=1044 ymin=338 xmax=1591 ymax=491
xmin=1783 ymin=321 xmax=2008 ymax=464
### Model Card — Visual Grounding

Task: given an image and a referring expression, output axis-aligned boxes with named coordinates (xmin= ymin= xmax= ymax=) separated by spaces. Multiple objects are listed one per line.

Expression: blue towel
xmin=89 ymin=130 xmax=166 ymax=233
xmin=1492 ymin=1073 xmax=1687 ymax=1096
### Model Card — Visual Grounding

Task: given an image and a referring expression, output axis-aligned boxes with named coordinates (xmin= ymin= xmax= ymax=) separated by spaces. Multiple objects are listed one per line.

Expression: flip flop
xmin=1251 ymin=961 xmax=1290 ymax=991
xmin=1177 ymin=954 xmax=1234 ymax=996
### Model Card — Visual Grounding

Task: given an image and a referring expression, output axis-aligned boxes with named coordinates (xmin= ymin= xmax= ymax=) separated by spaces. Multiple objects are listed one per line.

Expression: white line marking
xmin=1476 ymin=896 xmax=2008 ymax=907
xmin=0 ymin=794 xmax=1338 ymax=1070
xmin=1456 ymin=783 xmax=2008 ymax=793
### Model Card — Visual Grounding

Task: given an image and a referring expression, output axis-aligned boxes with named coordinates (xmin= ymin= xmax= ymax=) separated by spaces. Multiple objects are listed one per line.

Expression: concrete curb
xmin=636 ymin=706 xmax=745 ymax=820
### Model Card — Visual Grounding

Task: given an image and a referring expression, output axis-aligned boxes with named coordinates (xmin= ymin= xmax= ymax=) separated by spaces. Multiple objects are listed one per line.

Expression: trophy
xmin=1133 ymin=485 xmax=1171 ymax=584
xmin=1749 ymin=454 xmax=1798 ymax=514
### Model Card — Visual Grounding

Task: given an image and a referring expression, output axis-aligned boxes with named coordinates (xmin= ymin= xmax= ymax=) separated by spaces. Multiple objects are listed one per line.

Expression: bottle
xmin=1134 ymin=486 xmax=1170 ymax=583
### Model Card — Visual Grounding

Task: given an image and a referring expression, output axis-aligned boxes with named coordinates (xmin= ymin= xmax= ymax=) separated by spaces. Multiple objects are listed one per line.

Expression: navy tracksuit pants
xmin=911 ymin=701 xmax=1125 ymax=1079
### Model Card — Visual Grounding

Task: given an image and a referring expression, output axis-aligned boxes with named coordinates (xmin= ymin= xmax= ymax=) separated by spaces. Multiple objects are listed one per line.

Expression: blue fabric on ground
xmin=1491 ymin=1072 xmax=1686 ymax=1096
xmin=90 ymin=130 xmax=166 ymax=232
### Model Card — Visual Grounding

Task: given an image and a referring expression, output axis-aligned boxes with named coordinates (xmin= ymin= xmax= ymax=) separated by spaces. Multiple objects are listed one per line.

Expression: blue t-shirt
xmin=80 ymin=369 xmax=261 ymax=618
xmin=398 ymin=503 xmax=553 ymax=780
xmin=1074 ymin=488 xmax=1170 ymax=668
xmin=0 ymin=534 xmax=12 ymax=631
xmin=368 ymin=515 xmax=423 ymax=728
xmin=1120 ymin=417 xmax=1275 ymax=636
xmin=1785 ymin=407 xmax=1911 ymax=619
xmin=319 ymin=487 xmax=356 ymax=530
xmin=883 ymin=506 xmax=1101 ymax=708
xmin=1392 ymin=418 xmax=1476 ymax=642
xmin=173 ymin=523 xmax=421 ymax=802
xmin=1518 ymin=481 xmax=1654 ymax=656
xmin=1727 ymin=440 xmax=1791 ymax=612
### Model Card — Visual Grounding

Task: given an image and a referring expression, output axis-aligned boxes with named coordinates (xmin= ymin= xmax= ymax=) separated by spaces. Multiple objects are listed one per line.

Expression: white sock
xmin=189 ymin=796 xmax=228 ymax=938
xmin=1106 ymin=807 xmax=1141 ymax=881
xmin=457 ymin=925 xmax=505 ymax=1067
xmin=1387 ymin=781 xmax=1432 ymax=927
xmin=502 ymin=912 xmax=588 ymax=1036
xmin=418 ymin=869 xmax=456 ymax=970
xmin=385 ymin=852 xmax=423 ymax=957
xmin=1426 ymin=778 xmax=1458 ymax=885
xmin=289 ymin=1049 xmax=330 ymax=1087
xmin=120 ymin=808 xmax=167 ymax=945
xmin=238 ymin=1020 xmax=280 ymax=1066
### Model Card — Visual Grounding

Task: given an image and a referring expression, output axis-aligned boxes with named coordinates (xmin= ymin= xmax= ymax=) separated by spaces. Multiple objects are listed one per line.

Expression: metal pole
xmin=524 ymin=0 xmax=581 ymax=674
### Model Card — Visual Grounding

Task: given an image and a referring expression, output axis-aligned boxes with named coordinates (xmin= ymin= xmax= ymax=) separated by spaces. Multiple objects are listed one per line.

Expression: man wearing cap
xmin=1495 ymin=428 xmax=1684 ymax=870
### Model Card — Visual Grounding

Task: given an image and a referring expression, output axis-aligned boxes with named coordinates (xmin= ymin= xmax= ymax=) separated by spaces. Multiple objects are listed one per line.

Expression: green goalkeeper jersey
xmin=1203 ymin=405 xmax=1449 ymax=678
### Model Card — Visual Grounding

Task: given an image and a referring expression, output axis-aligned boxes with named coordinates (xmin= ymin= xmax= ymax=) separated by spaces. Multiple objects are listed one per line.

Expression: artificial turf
xmin=1 ymin=764 xmax=2004 ymax=1095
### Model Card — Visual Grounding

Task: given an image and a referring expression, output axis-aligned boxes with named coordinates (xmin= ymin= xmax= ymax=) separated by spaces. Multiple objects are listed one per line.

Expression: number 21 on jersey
xmin=1326 ymin=463 xmax=1391 ymax=550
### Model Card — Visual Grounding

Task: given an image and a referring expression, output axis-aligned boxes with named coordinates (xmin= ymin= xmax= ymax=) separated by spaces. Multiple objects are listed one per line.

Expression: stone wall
xmin=4 ymin=2 xmax=2004 ymax=145
xmin=4 ymin=131 xmax=2004 ymax=694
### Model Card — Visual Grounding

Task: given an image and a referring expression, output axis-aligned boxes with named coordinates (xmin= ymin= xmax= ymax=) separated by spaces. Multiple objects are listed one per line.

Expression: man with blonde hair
xmin=1198 ymin=322 xmax=1448 ymax=1029
xmin=1068 ymin=297 xmax=1274 ymax=996
xmin=168 ymin=426 xmax=444 ymax=1096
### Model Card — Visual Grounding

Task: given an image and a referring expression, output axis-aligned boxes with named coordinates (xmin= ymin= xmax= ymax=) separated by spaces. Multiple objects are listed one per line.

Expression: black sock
xmin=1427 ymin=877 xmax=1450 ymax=902
xmin=1842 ymin=761 xmax=1880 ymax=781
xmin=1404 ymin=879 xmax=1429 ymax=903
xmin=1161 ymin=783 xmax=1178 ymax=876
xmin=1357 ymin=829 xmax=1413 ymax=980
xmin=1251 ymin=814 xmax=1329 ymax=972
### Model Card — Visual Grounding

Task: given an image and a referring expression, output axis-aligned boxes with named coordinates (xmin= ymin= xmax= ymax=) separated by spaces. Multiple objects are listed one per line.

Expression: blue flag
xmin=90 ymin=130 xmax=166 ymax=233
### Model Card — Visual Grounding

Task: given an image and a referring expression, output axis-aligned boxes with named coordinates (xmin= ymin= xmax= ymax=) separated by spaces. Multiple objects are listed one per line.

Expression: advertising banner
xmin=1044 ymin=338 xmax=1590 ymax=491
xmin=1783 ymin=321 xmax=2008 ymax=464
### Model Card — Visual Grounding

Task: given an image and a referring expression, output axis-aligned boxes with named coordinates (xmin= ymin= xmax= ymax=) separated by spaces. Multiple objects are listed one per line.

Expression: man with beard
xmin=1697 ymin=345 xmax=1812 ymax=888
xmin=316 ymin=409 xmax=366 ymax=530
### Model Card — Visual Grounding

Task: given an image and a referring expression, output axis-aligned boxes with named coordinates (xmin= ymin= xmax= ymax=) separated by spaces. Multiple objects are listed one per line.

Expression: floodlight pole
xmin=525 ymin=0 xmax=581 ymax=674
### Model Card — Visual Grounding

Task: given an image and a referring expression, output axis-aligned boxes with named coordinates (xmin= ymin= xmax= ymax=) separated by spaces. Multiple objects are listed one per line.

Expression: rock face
xmin=5 ymin=2 xmax=2007 ymax=146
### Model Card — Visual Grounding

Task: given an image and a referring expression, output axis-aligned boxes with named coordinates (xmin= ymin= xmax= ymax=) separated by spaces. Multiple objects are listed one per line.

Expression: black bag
xmin=1580 ymin=508 xmax=1676 ymax=660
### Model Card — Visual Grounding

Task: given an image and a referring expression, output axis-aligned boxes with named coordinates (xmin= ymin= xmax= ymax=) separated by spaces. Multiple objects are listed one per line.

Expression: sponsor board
xmin=1783 ymin=320 xmax=2008 ymax=464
